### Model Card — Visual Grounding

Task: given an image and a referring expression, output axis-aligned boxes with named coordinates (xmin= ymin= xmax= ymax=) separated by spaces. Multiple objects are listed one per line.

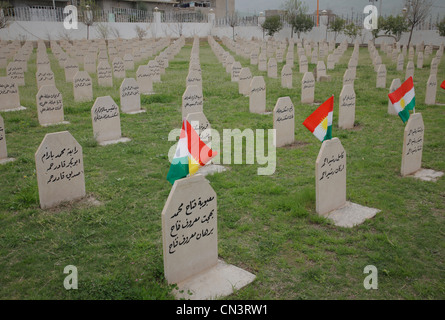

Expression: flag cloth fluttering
xmin=167 ymin=119 xmax=217 ymax=185
xmin=388 ymin=76 xmax=416 ymax=123
xmin=303 ymin=95 xmax=334 ymax=142
xmin=441 ymin=80 xmax=445 ymax=90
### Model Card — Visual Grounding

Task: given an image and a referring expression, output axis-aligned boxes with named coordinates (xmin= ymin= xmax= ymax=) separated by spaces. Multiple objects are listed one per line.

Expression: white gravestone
xmin=91 ymin=96 xmax=130 ymax=146
xmin=0 ymin=114 xmax=15 ymax=164
xmin=162 ymin=174 xmax=255 ymax=299
xmin=401 ymin=113 xmax=424 ymax=177
xmin=137 ymin=65 xmax=154 ymax=95
xmin=376 ymin=64 xmax=387 ymax=88
xmin=120 ymin=78 xmax=144 ymax=114
xmin=338 ymin=84 xmax=356 ymax=130
xmin=36 ymin=85 xmax=66 ymax=126
xmin=301 ymin=72 xmax=315 ymax=104
xmin=35 ymin=131 xmax=86 ymax=209
xmin=36 ymin=67 xmax=55 ymax=90
xmin=249 ymin=76 xmax=266 ymax=114
xmin=0 ymin=77 xmax=24 ymax=111
xmin=267 ymin=58 xmax=278 ymax=78
xmin=73 ymin=71 xmax=93 ymax=103
xmin=273 ymin=97 xmax=295 ymax=147
xmin=238 ymin=67 xmax=252 ymax=96
xmin=97 ymin=61 xmax=113 ymax=87
xmin=112 ymin=57 xmax=126 ymax=79
xmin=425 ymin=74 xmax=437 ymax=105
xmin=316 ymin=138 xmax=347 ymax=216
xmin=64 ymin=58 xmax=79 ymax=83
xmin=281 ymin=64 xmax=293 ymax=89
xmin=182 ymin=85 xmax=204 ymax=119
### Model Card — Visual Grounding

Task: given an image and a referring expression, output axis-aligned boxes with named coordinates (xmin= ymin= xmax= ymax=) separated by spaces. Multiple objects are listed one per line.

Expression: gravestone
xmin=7 ymin=62 xmax=25 ymax=86
xmin=230 ymin=61 xmax=242 ymax=82
xmin=136 ymin=65 xmax=154 ymax=95
xmin=112 ymin=57 xmax=126 ymax=79
xmin=388 ymin=78 xmax=401 ymax=115
xmin=73 ymin=71 xmax=93 ymax=103
xmin=0 ymin=77 xmax=23 ymax=111
xmin=267 ymin=58 xmax=278 ymax=78
xmin=338 ymin=84 xmax=356 ymax=130
xmin=397 ymin=54 xmax=404 ymax=71
xmin=91 ymin=96 xmax=130 ymax=146
xmin=281 ymin=64 xmax=293 ymax=89
xmin=327 ymin=54 xmax=335 ymax=70
xmin=0 ymin=114 xmax=14 ymax=164
xmin=123 ymin=53 xmax=134 ymax=71
xmin=148 ymin=60 xmax=161 ymax=83
xmin=250 ymin=49 xmax=259 ymax=65
xmin=97 ymin=61 xmax=113 ymax=87
xmin=36 ymin=85 xmax=66 ymax=126
xmin=84 ymin=54 xmax=96 ymax=74
xmin=225 ymin=55 xmax=234 ymax=73
xmin=401 ymin=113 xmax=424 ymax=177
xmin=182 ymin=85 xmax=203 ymax=119
xmin=301 ymin=72 xmax=315 ymax=104
xmin=64 ymin=58 xmax=79 ymax=83
xmin=425 ymin=74 xmax=437 ymax=105
xmin=376 ymin=64 xmax=387 ymax=88
xmin=120 ymin=78 xmax=144 ymax=114
xmin=258 ymin=52 xmax=267 ymax=71
xmin=417 ymin=52 xmax=423 ymax=69
xmin=273 ymin=97 xmax=295 ymax=147
xmin=162 ymin=174 xmax=255 ymax=299
xmin=36 ymin=67 xmax=55 ymax=90
xmin=35 ymin=131 xmax=86 ymax=209
xmin=299 ymin=55 xmax=308 ymax=73
xmin=249 ymin=76 xmax=266 ymax=114
xmin=316 ymin=138 xmax=346 ymax=216
xmin=316 ymin=61 xmax=327 ymax=82
xmin=430 ymin=57 xmax=438 ymax=76
xmin=186 ymin=111 xmax=212 ymax=145
xmin=405 ymin=61 xmax=414 ymax=80
xmin=238 ymin=67 xmax=252 ymax=96
xmin=343 ymin=68 xmax=355 ymax=86
xmin=286 ymin=51 xmax=294 ymax=68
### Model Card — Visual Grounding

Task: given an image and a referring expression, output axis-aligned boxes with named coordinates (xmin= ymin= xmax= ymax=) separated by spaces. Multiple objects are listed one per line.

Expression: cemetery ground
xmin=0 ymin=39 xmax=444 ymax=300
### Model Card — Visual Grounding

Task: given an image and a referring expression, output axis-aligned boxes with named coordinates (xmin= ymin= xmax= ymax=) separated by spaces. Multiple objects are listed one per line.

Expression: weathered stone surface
xmin=316 ymin=138 xmax=347 ymax=216
xmin=35 ymin=131 xmax=86 ymax=209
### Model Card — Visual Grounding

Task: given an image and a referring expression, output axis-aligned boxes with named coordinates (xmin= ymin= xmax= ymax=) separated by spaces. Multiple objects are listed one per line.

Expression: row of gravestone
xmin=0 ymin=37 xmax=186 ymax=165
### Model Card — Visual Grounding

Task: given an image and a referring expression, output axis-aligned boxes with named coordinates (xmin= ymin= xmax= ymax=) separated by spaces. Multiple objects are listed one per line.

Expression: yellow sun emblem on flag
xmin=400 ymin=98 xmax=406 ymax=110
xmin=321 ymin=117 xmax=328 ymax=130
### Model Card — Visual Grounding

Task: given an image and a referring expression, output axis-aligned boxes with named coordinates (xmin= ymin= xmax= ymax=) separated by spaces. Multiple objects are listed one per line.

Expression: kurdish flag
xmin=303 ymin=96 xmax=334 ymax=142
xmin=167 ymin=119 xmax=217 ymax=185
xmin=388 ymin=76 xmax=415 ymax=123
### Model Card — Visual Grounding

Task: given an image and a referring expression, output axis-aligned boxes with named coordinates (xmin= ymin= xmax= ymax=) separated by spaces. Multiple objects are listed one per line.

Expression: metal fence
xmin=3 ymin=6 xmax=153 ymax=23
xmin=2 ymin=6 xmax=442 ymax=31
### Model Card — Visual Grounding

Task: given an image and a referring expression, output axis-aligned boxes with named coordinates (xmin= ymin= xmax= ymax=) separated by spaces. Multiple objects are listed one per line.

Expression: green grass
xmin=0 ymin=38 xmax=444 ymax=300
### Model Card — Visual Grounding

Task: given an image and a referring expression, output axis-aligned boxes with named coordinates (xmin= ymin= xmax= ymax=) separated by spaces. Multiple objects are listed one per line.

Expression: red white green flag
xmin=388 ymin=76 xmax=416 ymax=123
xmin=303 ymin=96 xmax=334 ymax=142
xmin=167 ymin=119 xmax=217 ymax=185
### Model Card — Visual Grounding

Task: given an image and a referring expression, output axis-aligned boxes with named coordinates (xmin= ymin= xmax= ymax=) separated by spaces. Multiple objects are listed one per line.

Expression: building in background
xmin=7 ymin=0 xmax=234 ymax=19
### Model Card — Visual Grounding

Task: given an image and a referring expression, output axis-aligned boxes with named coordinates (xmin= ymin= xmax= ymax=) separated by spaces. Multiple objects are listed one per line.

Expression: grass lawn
xmin=0 ymin=37 xmax=444 ymax=300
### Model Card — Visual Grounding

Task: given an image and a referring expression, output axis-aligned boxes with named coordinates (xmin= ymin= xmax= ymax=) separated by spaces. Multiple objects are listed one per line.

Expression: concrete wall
xmin=1 ymin=19 xmax=444 ymax=46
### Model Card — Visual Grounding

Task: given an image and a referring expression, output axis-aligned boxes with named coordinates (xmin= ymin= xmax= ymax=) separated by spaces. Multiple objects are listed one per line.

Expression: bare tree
xmin=227 ymin=12 xmax=239 ymax=41
xmin=0 ymin=1 xmax=12 ymax=30
xmin=95 ymin=22 xmax=110 ymax=39
xmin=135 ymin=24 xmax=148 ymax=40
xmin=403 ymin=0 xmax=434 ymax=48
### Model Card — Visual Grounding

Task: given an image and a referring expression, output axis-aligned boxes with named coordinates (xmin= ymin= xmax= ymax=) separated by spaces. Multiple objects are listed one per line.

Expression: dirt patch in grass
xmin=44 ymin=194 xmax=103 ymax=214
xmin=282 ymin=141 xmax=310 ymax=150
